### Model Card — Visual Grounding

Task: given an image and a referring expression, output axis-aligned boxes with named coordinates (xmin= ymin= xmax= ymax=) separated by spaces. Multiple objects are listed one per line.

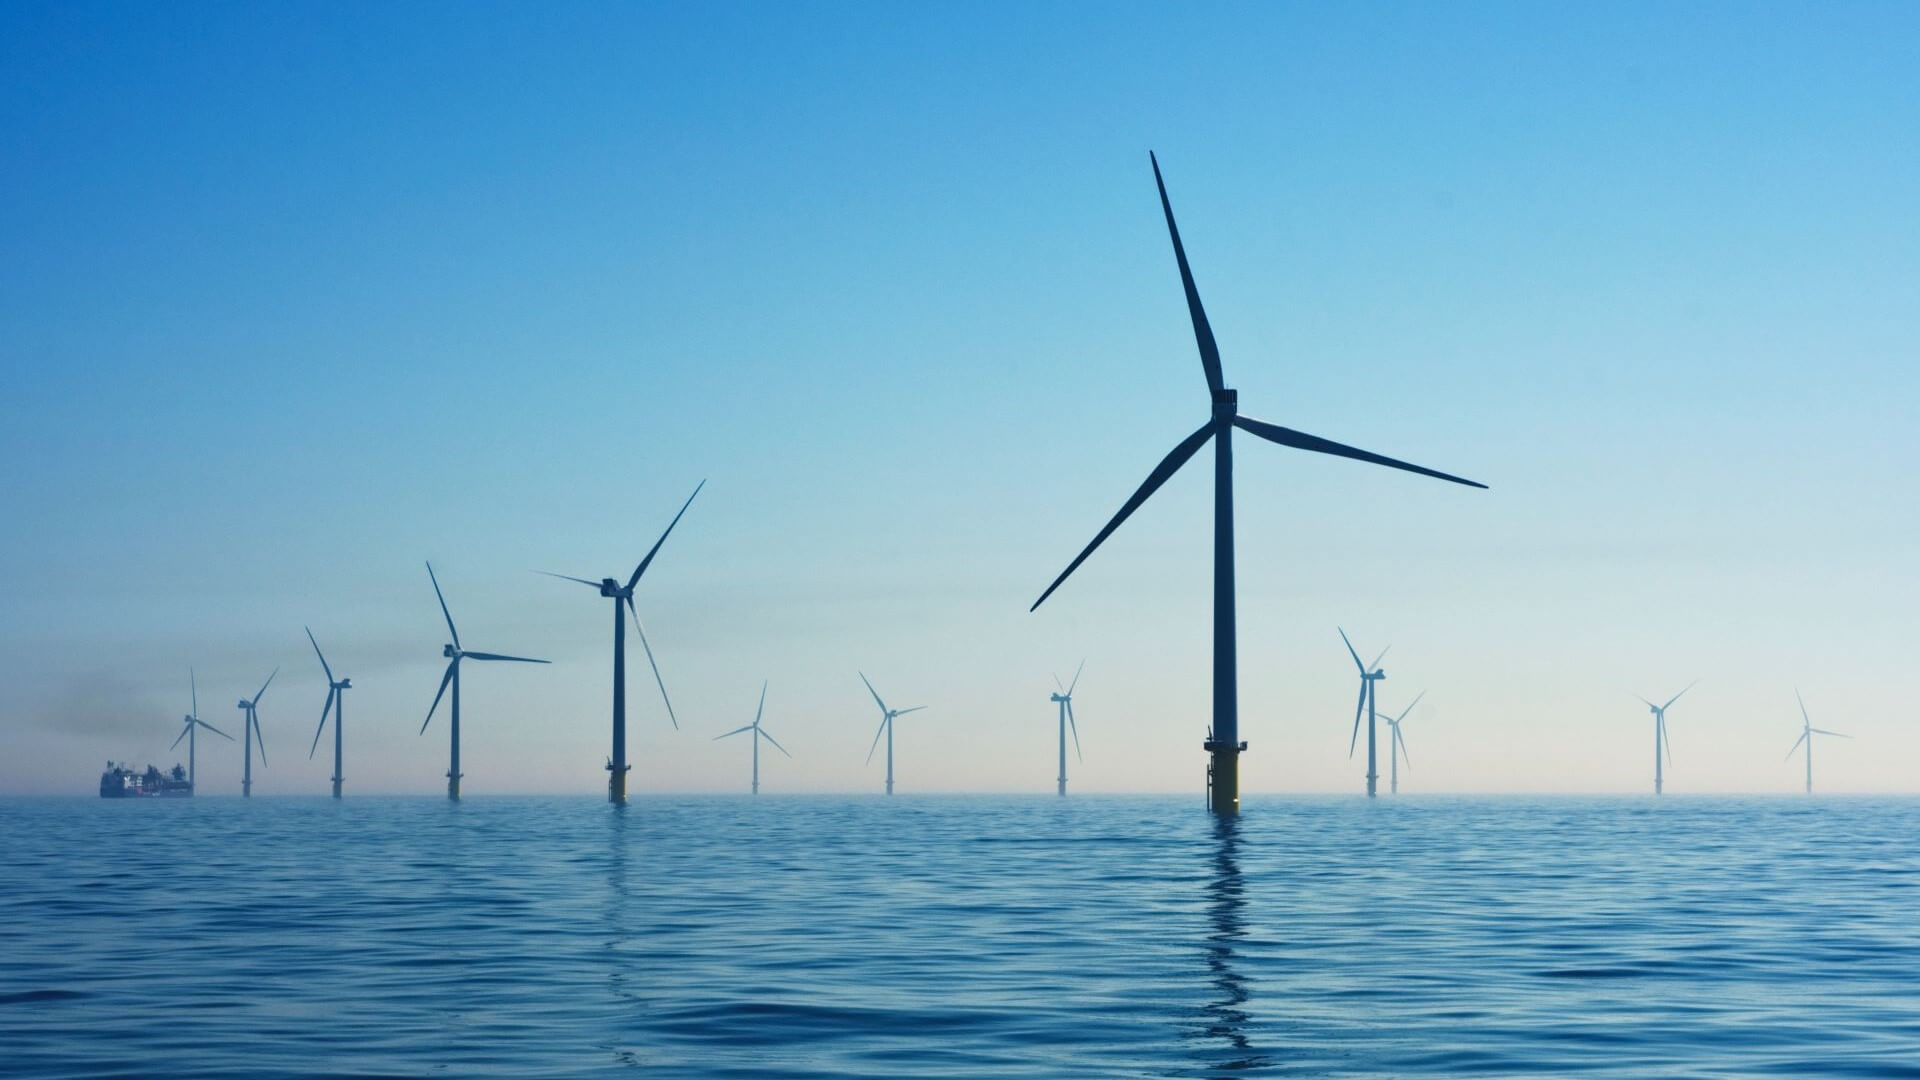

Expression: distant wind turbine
xmin=1636 ymin=682 xmax=1694 ymax=795
xmin=169 ymin=668 xmax=232 ymax=794
xmin=1786 ymin=689 xmax=1851 ymax=794
xmin=860 ymin=673 xmax=925 ymax=796
xmin=1030 ymin=152 xmax=1486 ymax=816
xmin=421 ymin=562 xmax=549 ymax=801
xmin=537 ymin=481 xmax=703 ymax=805
xmin=1378 ymin=691 xmax=1425 ymax=795
xmin=304 ymin=627 xmax=351 ymax=799
xmin=235 ymin=668 xmax=276 ymax=797
xmin=713 ymin=681 xmax=790 ymax=794
xmin=1340 ymin=629 xmax=1389 ymax=797
xmin=1050 ymin=662 xmax=1085 ymax=796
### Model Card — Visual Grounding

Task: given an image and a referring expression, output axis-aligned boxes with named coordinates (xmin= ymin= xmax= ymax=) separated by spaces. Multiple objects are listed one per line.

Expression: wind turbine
xmin=168 ymin=668 xmax=232 ymax=794
xmin=860 ymin=673 xmax=925 ymax=796
xmin=1029 ymin=153 xmax=1487 ymax=816
xmin=1050 ymin=661 xmax=1085 ymax=796
xmin=1378 ymin=691 xmax=1425 ymax=795
xmin=304 ymin=627 xmax=351 ymax=799
xmin=1636 ymin=682 xmax=1694 ymax=795
xmin=421 ymin=562 xmax=549 ymax=801
xmin=1787 ymin=689 xmax=1851 ymax=794
xmin=1340 ymin=629 xmax=1389 ymax=797
xmin=235 ymin=668 xmax=276 ymax=797
xmin=713 ymin=681 xmax=790 ymax=794
xmin=537 ymin=481 xmax=702 ymax=805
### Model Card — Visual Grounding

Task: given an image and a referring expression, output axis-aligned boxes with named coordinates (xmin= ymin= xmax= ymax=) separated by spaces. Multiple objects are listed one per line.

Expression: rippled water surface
xmin=3 ymin=795 xmax=1918 ymax=1077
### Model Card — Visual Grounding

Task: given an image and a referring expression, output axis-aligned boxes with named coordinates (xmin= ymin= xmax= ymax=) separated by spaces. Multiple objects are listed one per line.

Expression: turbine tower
xmin=304 ymin=627 xmax=351 ymax=798
xmin=860 ymin=673 xmax=925 ymax=796
xmin=713 ymin=681 xmax=790 ymax=794
xmin=1786 ymin=689 xmax=1851 ymax=794
xmin=537 ymin=481 xmax=702 ymax=805
xmin=168 ymin=668 xmax=232 ymax=794
xmin=1378 ymin=691 xmax=1425 ymax=795
xmin=1636 ymin=682 xmax=1694 ymax=795
xmin=1340 ymin=629 xmax=1389 ymax=797
xmin=1030 ymin=152 xmax=1486 ymax=816
xmin=235 ymin=668 xmax=276 ymax=797
xmin=1050 ymin=661 xmax=1085 ymax=796
xmin=421 ymin=562 xmax=549 ymax=801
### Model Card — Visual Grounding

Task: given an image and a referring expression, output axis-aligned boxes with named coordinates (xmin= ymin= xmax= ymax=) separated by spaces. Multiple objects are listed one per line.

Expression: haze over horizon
xmin=3 ymin=2 xmax=1915 ymax=797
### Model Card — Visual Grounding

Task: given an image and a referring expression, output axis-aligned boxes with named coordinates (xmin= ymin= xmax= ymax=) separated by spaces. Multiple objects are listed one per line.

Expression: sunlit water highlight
xmin=2 ymin=796 xmax=1917 ymax=1077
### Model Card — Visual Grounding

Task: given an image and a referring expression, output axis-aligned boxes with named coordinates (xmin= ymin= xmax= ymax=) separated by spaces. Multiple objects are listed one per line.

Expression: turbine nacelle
xmin=1050 ymin=692 xmax=1069 ymax=703
xmin=598 ymin=578 xmax=622 ymax=598
xmin=443 ymin=644 xmax=459 ymax=659
xmin=236 ymin=700 xmax=251 ymax=710
xmin=1212 ymin=387 xmax=1237 ymax=419
xmin=334 ymin=678 xmax=352 ymax=690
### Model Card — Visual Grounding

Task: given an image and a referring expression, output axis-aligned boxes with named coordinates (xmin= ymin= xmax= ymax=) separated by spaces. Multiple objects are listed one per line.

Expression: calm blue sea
xmin=2 ymin=795 xmax=1917 ymax=1078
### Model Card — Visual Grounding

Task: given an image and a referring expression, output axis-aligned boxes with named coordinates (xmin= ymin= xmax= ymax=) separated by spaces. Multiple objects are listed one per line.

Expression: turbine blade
xmin=859 ymin=671 xmax=889 ymax=716
xmin=1392 ymin=690 xmax=1427 ymax=724
xmin=1233 ymin=415 xmax=1487 ymax=489
xmin=1053 ymin=673 xmax=1064 ymax=693
xmin=533 ymin=570 xmax=604 ymax=589
xmin=1662 ymin=680 xmax=1697 ymax=711
xmin=894 ymin=706 xmax=927 ymax=717
xmin=713 ymin=725 xmax=754 ymax=740
xmin=1662 ymin=716 xmax=1673 ymax=765
xmin=627 ymin=480 xmax=705 ymax=591
xmin=1369 ymin=645 xmax=1391 ymax=670
xmin=1338 ymin=627 xmax=1365 ymax=672
xmin=1795 ymin=688 xmax=1811 ymax=727
xmin=252 ymin=714 xmax=267 ymax=768
xmin=305 ymin=626 xmax=333 ymax=685
xmin=308 ymin=688 xmax=335 ymax=759
xmin=197 ymin=718 xmax=234 ymax=741
xmin=426 ymin=561 xmax=460 ymax=650
xmin=626 ymin=596 xmax=676 ymax=730
xmin=865 ymin=716 xmax=888 ymax=765
xmin=760 ymin=728 xmax=792 ymax=758
xmin=421 ymin=661 xmax=455 ymax=735
xmin=252 ymin=667 xmax=278 ymax=707
xmin=1030 ymin=421 xmax=1215 ymax=611
xmin=190 ymin=667 xmax=197 ymax=721
xmin=1148 ymin=151 xmax=1224 ymax=396
xmin=1634 ymin=694 xmax=1657 ymax=708
xmin=1349 ymin=682 xmax=1366 ymax=757
xmin=754 ymin=680 xmax=767 ymax=730
xmin=1786 ymin=731 xmax=1807 ymax=759
xmin=171 ymin=724 xmax=188 ymax=751
xmin=1811 ymin=728 xmax=1852 ymax=738
xmin=1067 ymin=699 xmax=1083 ymax=763
xmin=1067 ymin=659 xmax=1085 ymax=696
xmin=462 ymin=651 xmax=550 ymax=664
xmin=1395 ymin=725 xmax=1411 ymax=768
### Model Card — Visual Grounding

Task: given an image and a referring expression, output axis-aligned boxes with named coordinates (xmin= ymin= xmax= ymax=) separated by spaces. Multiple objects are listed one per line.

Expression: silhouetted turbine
xmin=714 ymin=681 xmax=790 ymax=794
xmin=1340 ymin=629 xmax=1389 ymax=797
xmin=860 ymin=673 xmax=925 ymax=796
xmin=538 ymin=481 xmax=703 ymax=805
xmin=305 ymin=627 xmax=350 ymax=799
xmin=421 ymin=562 xmax=549 ymax=801
xmin=235 ymin=668 xmax=276 ymax=797
xmin=1378 ymin=691 xmax=1425 ymax=795
xmin=1050 ymin=661 xmax=1084 ymax=795
xmin=1635 ymin=682 xmax=1694 ymax=795
xmin=169 ymin=668 xmax=232 ymax=793
xmin=1030 ymin=152 xmax=1486 ymax=816
xmin=1786 ymin=689 xmax=1851 ymax=794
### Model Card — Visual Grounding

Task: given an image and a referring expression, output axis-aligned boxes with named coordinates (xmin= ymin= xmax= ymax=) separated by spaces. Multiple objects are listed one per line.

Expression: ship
xmin=99 ymin=761 xmax=193 ymax=798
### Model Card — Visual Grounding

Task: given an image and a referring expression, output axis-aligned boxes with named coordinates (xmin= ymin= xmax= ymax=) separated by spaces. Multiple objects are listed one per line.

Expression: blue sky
xmin=2 ymin=2 xmax=1915 ymax=796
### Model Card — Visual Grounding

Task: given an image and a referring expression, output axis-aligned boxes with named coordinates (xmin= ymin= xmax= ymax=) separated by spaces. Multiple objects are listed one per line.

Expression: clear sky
xmin=2 ymin=2 xmax=1915 ymax=797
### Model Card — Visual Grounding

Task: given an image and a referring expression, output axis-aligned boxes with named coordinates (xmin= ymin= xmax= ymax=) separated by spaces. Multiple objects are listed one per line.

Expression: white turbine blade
xmin=1785 ymin=731 xmax=1807 ymax=759
xmin=1338 ymin=627 xmax=1365 ymax=673
xmin=1661 ymin=716 xmax=1673 ymax=765
xmin=626 ymin=596 xmax=676 ymax=729
xmin=1067 ymin=659 xmax=1085 ymax=696
xmin=1053 ymin=673 xmax=1064 ymax=693
xmin=1067 ymin=699 xmax=1083 ymax=763
xmin=197 ymin=718 xmax=234 ymax=741
xmin=1388 ymin=690 xmax=1426 ymax=725
xmin=252 ymin=713 xmax=267 ymax=768
xmin=1811 ymin=728 xmax=1851 ymax=738
xmin=759 ymin=727 xmax=792 ymax=758
xmin=190 ymin=667 xmax=197 ymax=721
xmin=859 ymin=671 xmax=889 ymax=716
xmin=713 ymin=725 xmax=754 ymax=740
xmin=1662 ymin=680 xmax=1697 ymax=712
xmin=754 ymin=680 xmax=767 ymax=729
xmin=1795 ymin=688 xmax=1811 ymax=727
xmin=893 ymin=705 xmax=927 ymax=717
xmin=464 ymin=651 xmax=549 ymax=664
xmin=865 ymin=716 xmax=888 ymax=765
xmin=533 ymin=569 xmax=604 ymax=589
xmin=170 ymin=723 xmax=189 ymax=751
xmin=1368 ymin=645 xmax=1390 ymax=670
xmin=1395 ymin=724 xmax=1411 ymax=768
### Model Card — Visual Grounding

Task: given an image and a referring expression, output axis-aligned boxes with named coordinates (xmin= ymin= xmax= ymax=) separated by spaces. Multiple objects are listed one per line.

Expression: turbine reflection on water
xmin=1190 ymin=816 xmax=1274 ymax=1074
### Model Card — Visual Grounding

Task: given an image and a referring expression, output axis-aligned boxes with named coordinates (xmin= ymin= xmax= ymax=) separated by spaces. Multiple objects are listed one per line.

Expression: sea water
xmin=2 ymin=795 xmax=1916 ymax=1077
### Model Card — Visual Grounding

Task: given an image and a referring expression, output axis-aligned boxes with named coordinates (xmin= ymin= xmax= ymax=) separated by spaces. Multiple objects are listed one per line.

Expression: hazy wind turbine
xmin=537 ymin=481 xmax=703 ymax=805
xmin=713 ymin=681 xmax=790 ymax=794
xmin=1636 ymin=682 xmax=1694 ymax=795
xmin=1378 ymin=691 xmax=1425 ymax=795
xmin=421 ymin=562 xmax=549 ymax=801
xmin=1786 ymin=689 xmax=1851 ymax=794
xmin=1030 ymin=153 xmax=1486 ymax=816
xmin=1050 ymin=661 xmax=1085 ymax=796
xmin=304 ymin=627 xmax=351 ymax=799
xmin=235 ymin=668 xmax=276 ymax=797
xmin=169 ymin=668 xmax=233 ymax=793
xmin=861 ymin=673 xmax=925 ymax=796
xmin=1340 ymin=629 xmax=1389 ymax=797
